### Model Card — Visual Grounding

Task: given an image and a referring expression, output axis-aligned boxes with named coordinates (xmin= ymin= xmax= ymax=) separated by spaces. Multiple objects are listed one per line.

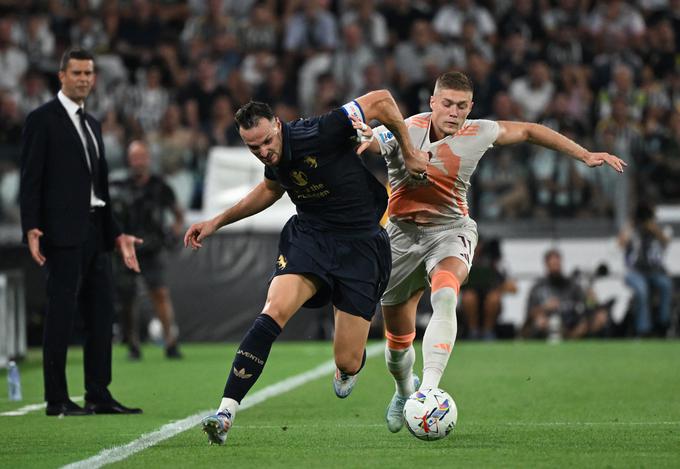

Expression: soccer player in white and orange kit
xmin=353 ymin=71 xmax=627 ymax=433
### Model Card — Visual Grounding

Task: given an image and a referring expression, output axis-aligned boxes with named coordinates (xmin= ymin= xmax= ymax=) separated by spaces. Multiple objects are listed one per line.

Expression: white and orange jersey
xmin=374 ymin=112 xmax=499 ymax=225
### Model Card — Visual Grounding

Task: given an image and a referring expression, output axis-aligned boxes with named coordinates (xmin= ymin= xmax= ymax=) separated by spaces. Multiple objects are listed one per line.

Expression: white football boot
xmin=201 ymin=410 xmax=233 ymax=445
xmin=385 ymin=375 xmax=420 ymax=433
xmin=333 ymin=368 xmax=358 ymax=398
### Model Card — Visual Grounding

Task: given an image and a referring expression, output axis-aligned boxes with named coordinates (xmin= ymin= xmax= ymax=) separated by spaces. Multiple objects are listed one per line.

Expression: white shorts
xmin=381 ymin=217 xmax=478 ymax=306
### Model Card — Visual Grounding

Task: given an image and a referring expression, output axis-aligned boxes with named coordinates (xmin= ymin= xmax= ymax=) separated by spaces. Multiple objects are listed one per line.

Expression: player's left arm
xmin=495 ymin=121 xmax=627 ymax=173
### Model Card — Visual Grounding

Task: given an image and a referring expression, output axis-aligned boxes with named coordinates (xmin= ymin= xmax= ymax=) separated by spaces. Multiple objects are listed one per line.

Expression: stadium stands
xmin=0 ymin=0 xmax=678 ymax=340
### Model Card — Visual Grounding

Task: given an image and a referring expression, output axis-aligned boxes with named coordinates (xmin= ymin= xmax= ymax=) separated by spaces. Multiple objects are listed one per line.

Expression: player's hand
xmin=349 ymin=115 xmax=374 ymax=154
xmin=582 ymin=151 xmax=627 ymax=173
xmin=184 ymin=219 xmax=217 ymax=250
xmin=405 ymin=149 xmax=430 ymax=180
xmin=116 ymin=234 xmax=143 ymax=273
xmin=27 ymin=228 xmax=46 ymax=266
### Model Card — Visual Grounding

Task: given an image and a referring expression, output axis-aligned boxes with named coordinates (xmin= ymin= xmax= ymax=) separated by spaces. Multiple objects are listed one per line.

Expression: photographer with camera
xmin=110 ymin=140 xmax=184 ymax=359
xmin=522 ymin=249 xmax=610 ymax=340
xmin=619 ymin=202 xmax=673 ymax=337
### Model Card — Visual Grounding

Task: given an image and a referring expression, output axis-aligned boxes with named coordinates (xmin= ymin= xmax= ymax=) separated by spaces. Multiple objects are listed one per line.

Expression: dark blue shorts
xmin=272 ymin=216 xmax=391 ymax=320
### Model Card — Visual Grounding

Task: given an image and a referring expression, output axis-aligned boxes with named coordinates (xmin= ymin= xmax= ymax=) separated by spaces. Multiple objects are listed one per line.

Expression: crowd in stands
xmin=1 ymin=0 xmax=680 ymax=224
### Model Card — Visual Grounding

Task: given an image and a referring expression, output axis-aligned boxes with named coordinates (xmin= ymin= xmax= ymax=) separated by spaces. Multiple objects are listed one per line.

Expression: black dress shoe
xmin=85 ymin=399 xmax=143 ymax=415
xmin=46 ymin=400 xmax=94 ymax=416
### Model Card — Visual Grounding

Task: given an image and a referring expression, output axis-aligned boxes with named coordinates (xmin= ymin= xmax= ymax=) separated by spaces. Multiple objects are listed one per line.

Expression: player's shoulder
xmin=459 ymin=118 xmax=497 ymax=133
xmin=406 ymin=112 xmax=431 ymax=129
xmin=285 ymin=115 xmax=326 ymax=157
xmin=456 ymin=119 xmax=500 ymax=142
xmin=287 ymin=114 xmax=323 ymax=140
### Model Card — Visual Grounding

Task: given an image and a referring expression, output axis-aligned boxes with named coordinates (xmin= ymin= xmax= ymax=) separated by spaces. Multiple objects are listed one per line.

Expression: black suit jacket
xmin=20 ymin=97 xmax=120 ymax=249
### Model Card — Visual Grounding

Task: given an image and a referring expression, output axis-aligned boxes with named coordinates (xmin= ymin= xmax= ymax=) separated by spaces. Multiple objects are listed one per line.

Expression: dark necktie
xmin=77 ymin=108 xmax=102 ymax=198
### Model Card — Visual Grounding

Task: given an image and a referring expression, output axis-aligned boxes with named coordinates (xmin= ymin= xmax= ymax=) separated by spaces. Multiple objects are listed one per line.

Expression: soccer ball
xmin=147 ymin=318 xmax=164 ymax=345
xmin=403 ymin=388 xmax=458 ymax=441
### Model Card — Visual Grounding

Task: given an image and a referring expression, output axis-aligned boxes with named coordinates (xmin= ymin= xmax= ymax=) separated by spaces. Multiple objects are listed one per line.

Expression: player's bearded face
xmin=430 ymin=89 xmax=473 ymax=138
xmin=241 ymin=117 xmax=283 ymax=166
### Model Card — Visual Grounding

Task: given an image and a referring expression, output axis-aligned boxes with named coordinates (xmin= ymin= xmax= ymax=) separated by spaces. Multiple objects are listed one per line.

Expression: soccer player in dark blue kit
xmin=184 ymin=90 xmax=428 ymax=445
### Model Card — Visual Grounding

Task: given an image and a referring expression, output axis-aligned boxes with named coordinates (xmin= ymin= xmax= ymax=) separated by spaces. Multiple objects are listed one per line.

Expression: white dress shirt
xmin=57 ymin=90 xmax=106 ymax=208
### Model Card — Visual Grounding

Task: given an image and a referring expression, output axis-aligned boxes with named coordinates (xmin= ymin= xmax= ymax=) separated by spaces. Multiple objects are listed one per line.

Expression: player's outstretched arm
xmin=354 ymin=90 xmax=428 ymax=176
xmin=184 ymin=178 xmax=285 ymax=250
xmin=349 ymin=115 xmax=380 ymax=155
xmin=495 ymin=121 xmax=627 ymax=173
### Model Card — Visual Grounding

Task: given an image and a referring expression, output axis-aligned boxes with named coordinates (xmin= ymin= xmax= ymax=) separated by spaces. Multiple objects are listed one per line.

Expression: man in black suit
xmin=20 ymin=48 xmax=144 ymax=416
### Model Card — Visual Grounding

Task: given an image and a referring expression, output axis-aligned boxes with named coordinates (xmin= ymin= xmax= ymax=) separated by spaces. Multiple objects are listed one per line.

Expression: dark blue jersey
xmin=264 ymin=108 xmax=387 ymax=234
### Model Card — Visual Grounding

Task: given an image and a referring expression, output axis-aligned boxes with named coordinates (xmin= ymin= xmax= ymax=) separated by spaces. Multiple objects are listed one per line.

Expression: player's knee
xmin=335 ymin=350 xmax=363 ymax=375
xmin=431 ymin=270 xmax=461 ymax=295
xmin=260 ymin=304 xmax=291 ymax=328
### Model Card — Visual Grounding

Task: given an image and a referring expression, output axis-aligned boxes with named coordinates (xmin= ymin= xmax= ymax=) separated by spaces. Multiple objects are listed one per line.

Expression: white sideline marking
xmin=61 ymin=343 xmax=384 ymax=469
xmin=0 ymin=396 xmax=83 ymax=416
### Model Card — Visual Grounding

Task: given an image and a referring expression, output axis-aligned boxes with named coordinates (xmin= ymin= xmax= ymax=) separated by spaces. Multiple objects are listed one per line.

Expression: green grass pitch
xmin=1 ymin=340 xmax=679 ymax=468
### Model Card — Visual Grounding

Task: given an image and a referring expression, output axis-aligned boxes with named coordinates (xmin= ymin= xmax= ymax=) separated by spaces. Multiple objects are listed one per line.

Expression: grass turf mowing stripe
xmin=0 ymin=396 xmax=83 ymax=416
xmin=61 ymin=342 xmax=384 ymax=469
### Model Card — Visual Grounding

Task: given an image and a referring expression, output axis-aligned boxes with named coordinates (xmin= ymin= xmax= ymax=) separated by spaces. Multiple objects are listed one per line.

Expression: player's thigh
xmin=424 ymin=223 xmax=478 ymax=283
xmin=382 ymin=225 xmax=429 ymax=308
xmin=382 ymin=289 xmax=423 ymax=335
xmin=262 ymin=273 xmax=322 ymax=327
xmin=333 ymin=308 xmax=371 ymax=368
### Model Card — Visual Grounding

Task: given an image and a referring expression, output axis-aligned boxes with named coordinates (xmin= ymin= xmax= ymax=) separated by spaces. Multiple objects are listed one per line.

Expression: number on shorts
xmin=458 ymin=235 xmax=472 ymax=263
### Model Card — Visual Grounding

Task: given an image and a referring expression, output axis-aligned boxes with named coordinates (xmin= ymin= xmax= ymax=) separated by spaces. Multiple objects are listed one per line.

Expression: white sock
xmin=385 ymin=344 xmax=416 ymax=397
xmin=421 ymin=287 xmax=458 ymax=390
xmin=218 ymin=397 xmax=239 ymax=420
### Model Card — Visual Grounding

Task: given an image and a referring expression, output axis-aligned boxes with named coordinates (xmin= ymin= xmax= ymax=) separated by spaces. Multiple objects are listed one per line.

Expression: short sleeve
xmin=318 ymin=108 xmax=356 ymax=145
xmin=372 ymin=124 xmax=399 ymax=156
xmin=478 ymin=119 xmax=500 ymax=149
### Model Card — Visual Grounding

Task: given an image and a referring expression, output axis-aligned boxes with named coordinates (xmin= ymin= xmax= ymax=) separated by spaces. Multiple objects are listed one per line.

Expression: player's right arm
xmin=349 ymin=115 xmax=381 ymax=155
xmin=353 ymin=90 xmax=428 ymax=176
xmin=184 ymin=178 xmax=285 ymax=250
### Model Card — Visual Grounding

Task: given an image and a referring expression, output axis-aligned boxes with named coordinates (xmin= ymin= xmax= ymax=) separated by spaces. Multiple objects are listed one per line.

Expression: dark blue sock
xmin=223 ymin=314 xmax=282 ymax=402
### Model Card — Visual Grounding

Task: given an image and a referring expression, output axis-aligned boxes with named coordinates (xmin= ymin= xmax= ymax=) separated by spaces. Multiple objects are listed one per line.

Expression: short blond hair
xmin=434 ymin=71 xmax=473 ymax=95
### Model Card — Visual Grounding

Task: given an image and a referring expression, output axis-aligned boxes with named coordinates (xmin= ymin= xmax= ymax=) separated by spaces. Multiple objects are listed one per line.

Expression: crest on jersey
xmin=233 ymin=367 xmax=253 ymax=379
xmin=277 ymin=255 xmax=287 ymax=269
xmin=304 ymin=156 xmax=318 ymax=168
xmin=290 ymin=170 xmax=308 ymax=186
